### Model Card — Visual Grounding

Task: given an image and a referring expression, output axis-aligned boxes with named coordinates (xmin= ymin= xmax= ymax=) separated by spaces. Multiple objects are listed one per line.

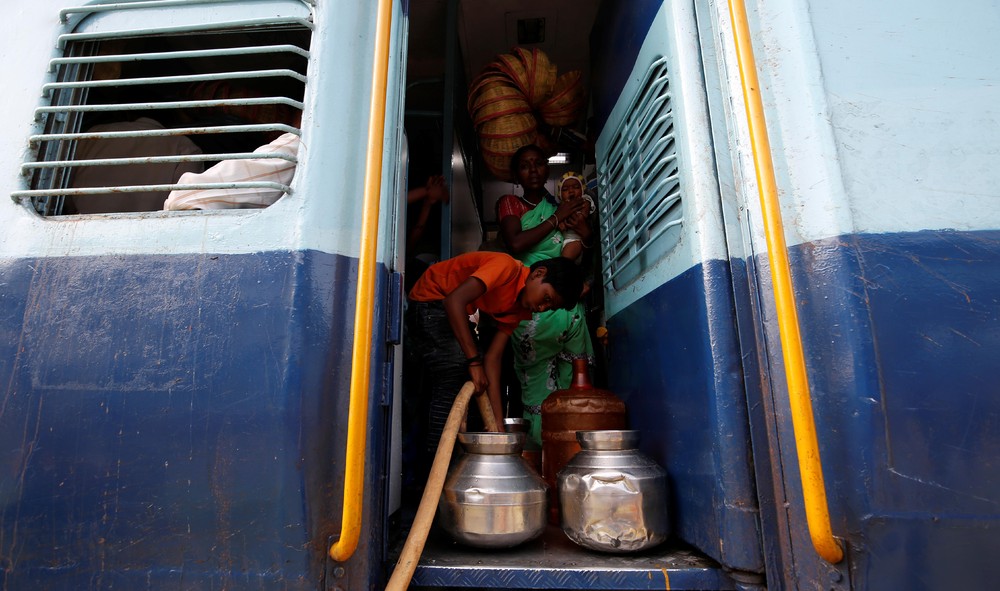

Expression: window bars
xmin=14 ymin=0 xmax=312 ymax=215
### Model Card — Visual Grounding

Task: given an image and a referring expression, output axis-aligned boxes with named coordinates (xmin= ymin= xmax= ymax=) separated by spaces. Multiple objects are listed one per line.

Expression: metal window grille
xmin=597 ymin=56 xmax=684 ymax=290
xmin=14 ymin=0 xmax=313 ymax=216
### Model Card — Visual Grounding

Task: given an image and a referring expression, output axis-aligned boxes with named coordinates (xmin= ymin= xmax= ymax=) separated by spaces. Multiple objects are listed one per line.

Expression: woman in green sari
xmin=494 ymin=145 xmax=594 ymax=445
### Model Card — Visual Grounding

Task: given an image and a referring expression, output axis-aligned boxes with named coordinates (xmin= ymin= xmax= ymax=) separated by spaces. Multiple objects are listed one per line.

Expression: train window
xmin=597 ymin=56 xmax=683 ymax=289
xmin=17 ymin=0 xmax=312 ymax=216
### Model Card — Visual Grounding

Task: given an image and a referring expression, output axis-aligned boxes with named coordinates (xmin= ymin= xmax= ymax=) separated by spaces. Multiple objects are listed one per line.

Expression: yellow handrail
xmin=726 ymin=0 xmax=844 ymax=564
xmin=329 ymin=0 xmax=393 ymax=562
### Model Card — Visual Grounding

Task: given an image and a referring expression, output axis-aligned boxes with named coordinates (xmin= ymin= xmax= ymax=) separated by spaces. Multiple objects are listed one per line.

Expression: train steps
xmin=396 ymin=525 xmax=757 ymax=590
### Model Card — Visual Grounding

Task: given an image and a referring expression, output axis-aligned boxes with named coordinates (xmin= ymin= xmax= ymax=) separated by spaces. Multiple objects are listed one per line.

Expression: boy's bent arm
xmin=443 ymin=277 xmax=488 ymax=392
xmin=484 ymin=331 xmax=510 ymax=430
xmin=442 ymin=277 xmax=486 ymax=358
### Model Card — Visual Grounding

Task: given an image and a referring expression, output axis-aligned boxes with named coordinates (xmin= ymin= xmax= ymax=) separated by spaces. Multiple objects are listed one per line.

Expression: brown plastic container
xmin=540 ymin=358 xmax=626 ymax=524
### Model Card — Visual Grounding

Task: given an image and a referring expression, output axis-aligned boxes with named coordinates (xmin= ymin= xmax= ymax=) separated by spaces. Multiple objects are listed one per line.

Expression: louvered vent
xmin=597 ymin=56 xmax=684 ymax=290
xmin=15 ymin=0 xmax=312 ymax=216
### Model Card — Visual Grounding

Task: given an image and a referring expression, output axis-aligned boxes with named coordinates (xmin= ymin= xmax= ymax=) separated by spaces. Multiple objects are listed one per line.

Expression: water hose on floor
xmin=385 ymin=382 xmax=498 ymax=590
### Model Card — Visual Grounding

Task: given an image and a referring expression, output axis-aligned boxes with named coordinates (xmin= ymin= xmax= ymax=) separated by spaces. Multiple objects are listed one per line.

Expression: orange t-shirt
xmin=408 ymin=251 xmax=531 ymax=334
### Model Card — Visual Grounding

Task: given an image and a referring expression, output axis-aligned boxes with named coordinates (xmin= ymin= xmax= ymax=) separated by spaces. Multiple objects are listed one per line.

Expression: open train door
xmin=589 ymin=0 xmax=768 ymax=586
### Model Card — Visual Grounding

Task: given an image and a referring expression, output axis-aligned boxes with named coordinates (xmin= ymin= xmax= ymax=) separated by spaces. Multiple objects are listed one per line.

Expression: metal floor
xmin=405 ymin=525 xmax=737 ymax=590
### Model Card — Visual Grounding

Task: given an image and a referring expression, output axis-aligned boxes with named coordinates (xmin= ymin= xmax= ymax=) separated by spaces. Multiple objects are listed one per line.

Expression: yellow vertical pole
xmin=329 ymin=0 xmax=393 ymax=562
xmin=727 ymin=0 xmax=844 ymax=564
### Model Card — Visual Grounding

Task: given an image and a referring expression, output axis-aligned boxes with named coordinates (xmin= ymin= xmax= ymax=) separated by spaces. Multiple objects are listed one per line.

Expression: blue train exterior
xmin=1 ymin=1 xmax=998 ymax=590
xmin=0 ymin=0 xmax=409 ymax=588
xmin=590 ymin=1 xmax=1000 ymax=589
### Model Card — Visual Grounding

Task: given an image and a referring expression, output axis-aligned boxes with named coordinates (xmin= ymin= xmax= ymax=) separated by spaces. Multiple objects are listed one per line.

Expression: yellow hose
xmin=386 ymin=382 xmax=479 ymax=590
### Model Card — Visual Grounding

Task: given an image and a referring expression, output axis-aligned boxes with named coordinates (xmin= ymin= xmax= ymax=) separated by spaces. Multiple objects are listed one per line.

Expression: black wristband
xmin=466 ymin=353 xmax=483 ymax=366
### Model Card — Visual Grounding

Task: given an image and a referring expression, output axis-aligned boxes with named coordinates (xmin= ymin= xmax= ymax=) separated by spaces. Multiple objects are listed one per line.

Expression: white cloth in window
xmin=164 ymin=132 xmax=300 ymax=210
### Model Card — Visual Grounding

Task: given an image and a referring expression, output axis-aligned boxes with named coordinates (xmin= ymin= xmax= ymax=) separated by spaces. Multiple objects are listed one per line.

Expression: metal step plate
xmin=408 ymin=525 xmax=736 ymax=589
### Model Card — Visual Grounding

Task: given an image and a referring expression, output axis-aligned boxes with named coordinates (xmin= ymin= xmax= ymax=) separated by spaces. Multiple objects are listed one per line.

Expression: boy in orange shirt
xmin=407 ymin=252 xmax=583 ymax=459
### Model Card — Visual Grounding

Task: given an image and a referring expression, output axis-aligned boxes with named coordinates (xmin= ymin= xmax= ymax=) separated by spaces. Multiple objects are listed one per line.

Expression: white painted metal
xmin=740 ymin=0 xmax=1000 ymax=247
xmin=596 ymin=0 xmax=729 ymax=317
xmin=0 ymin=0 xmax=398 ymax=263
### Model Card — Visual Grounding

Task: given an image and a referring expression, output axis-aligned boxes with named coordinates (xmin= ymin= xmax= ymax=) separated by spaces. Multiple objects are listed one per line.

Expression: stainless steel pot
xmin=438 ymin=432 xmax=548 ymax=548
xmin=557 ymin=430 xmax=669 ymax=553
xmin=503 ymin=417 xmax=529 ymax=433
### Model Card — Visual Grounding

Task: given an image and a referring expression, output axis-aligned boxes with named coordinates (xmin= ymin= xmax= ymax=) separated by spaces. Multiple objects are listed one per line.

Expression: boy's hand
xmin=468 ymin=364 xmax=488 ymax=393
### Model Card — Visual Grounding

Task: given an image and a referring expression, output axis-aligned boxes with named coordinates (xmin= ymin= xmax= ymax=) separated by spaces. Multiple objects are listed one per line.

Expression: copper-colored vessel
xmin=540 ymin=358 xmax=626 ymax=524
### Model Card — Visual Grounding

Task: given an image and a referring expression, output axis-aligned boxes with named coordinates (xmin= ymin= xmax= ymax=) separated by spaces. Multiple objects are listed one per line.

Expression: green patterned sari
xmin=510 ymin=197 xmax=593 ymax=446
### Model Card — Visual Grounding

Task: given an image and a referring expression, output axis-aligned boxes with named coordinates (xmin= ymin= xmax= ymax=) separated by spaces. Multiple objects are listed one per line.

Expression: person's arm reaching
xmin=499 ymin=197 xmax=588 ymax=254
xmin=442 ymin=276 xmax=488 ymax=392
xmin=407 ymin=175 xmax=449 ymax=250
xmin=407 ymin=174 xmax=448 ymax=204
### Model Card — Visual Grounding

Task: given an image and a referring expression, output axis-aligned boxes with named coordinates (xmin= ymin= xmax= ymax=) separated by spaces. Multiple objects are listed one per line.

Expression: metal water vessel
xmin=541 ymin=358 xmax=626 ymax=524
xmin=438 ymin=432 xmax=548 ymax=548
xmin=558 ymin=430 xmax=669 ymax=553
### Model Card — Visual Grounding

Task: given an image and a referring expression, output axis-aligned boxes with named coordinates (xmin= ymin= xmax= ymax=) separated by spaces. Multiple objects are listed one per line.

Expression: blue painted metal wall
xmin=594 ymin=0 xmax=1000 ymax=587
xmin=588 ymin=0 xmax=663 ymax=135
xmin=0 ymin=251 xmax=391 ymax=589
xmin=606 ymin=258 xmax=763 ymax=574
xmin=785 ymin=229 xmax=1000 ymax=590
xmin=606 ymin=228 xmax=1000 ymax=588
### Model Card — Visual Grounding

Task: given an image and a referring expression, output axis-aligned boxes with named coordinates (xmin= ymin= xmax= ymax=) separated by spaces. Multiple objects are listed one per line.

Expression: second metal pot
xmin=557 ymin=430 xmax=669 ymax=553
xmin=438 ymin=432 xmax=548 ymax=548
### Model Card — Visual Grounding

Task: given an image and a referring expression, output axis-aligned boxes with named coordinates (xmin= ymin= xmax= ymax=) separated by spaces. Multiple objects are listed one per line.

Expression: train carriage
xmin=1 ymin=0 xmax=997 ymax=589
xmin=1 ymin=0 xmax=407 ymax=587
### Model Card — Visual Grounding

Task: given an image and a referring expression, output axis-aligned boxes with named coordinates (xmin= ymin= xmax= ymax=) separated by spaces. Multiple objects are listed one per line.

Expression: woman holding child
xmin=493 ymin=144 xmax=596 ymax=445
